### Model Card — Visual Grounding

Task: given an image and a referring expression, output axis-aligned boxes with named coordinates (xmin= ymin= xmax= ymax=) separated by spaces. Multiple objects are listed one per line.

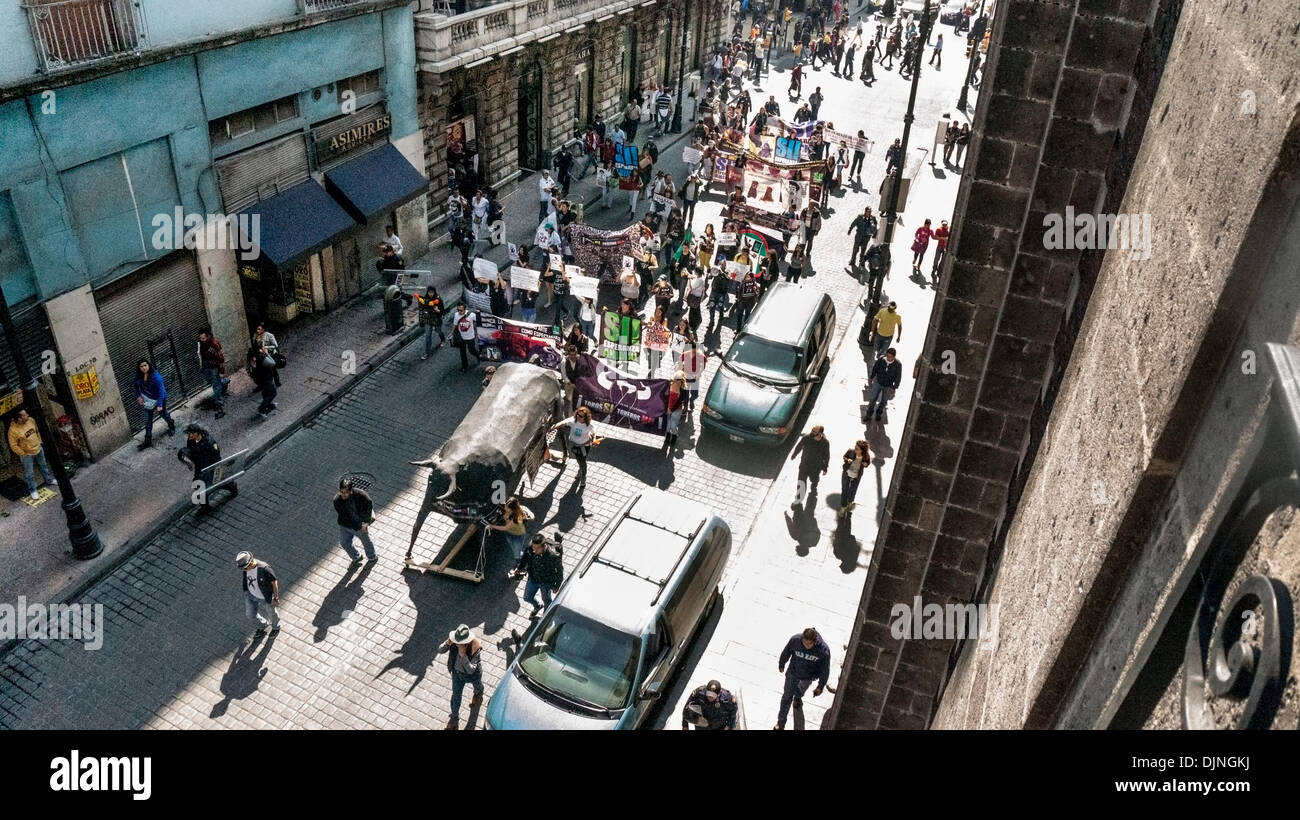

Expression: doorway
xmin=517 ymin=58 xmax=544 ymax=172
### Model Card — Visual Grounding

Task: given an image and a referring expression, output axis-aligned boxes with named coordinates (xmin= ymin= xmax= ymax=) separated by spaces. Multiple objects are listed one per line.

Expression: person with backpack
xmin=508 ymin=533 xmax=565 ymax=617
xmin=334 ymin=477 xmax=378 ymax=565
xmin=439 ymin=624 xmax=484 ymax=730
xmin=734 ymin=270 xmax=761 ymax=331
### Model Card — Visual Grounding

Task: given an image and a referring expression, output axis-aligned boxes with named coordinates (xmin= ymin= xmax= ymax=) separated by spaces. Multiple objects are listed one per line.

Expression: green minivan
xmin=700 ymin=282 xmax=835 ymax=445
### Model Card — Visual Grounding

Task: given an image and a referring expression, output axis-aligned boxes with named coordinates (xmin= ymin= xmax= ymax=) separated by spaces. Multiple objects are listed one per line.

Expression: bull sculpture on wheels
xmin=404 ymin=363 xmax=563 ymax=582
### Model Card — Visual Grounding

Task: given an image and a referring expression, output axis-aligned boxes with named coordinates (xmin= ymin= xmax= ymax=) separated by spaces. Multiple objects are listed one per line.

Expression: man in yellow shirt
xmin=7 ymin=409 xmax=56 ymax=500
xmin=870 ymin=301 xmax=902 ymax=359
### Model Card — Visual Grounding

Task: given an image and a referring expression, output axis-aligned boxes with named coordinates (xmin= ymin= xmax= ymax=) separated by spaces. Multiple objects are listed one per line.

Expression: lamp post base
xmin=63 ymin=496 xmax=104 ymax=560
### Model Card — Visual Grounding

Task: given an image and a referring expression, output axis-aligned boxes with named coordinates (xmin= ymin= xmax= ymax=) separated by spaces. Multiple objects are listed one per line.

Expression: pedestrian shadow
xmin=378 ymin=572 xmax=513 ymax=696
xmin=908 ymin=269 xmax=931 ymax=289
xmin=312 ymin=561 xmax=375 ymax=643
xmin=832 ymin=515 xmax=864 ymax=574
xmin=931 ymin=167 xmax=948 ymax=179
xmin=210 ymin=632 xmax=275 ymax=719
xmin=784 ymin=495 xmax=822 ymax=556
xmin=866 ymin=426 xmax=894 ymax=460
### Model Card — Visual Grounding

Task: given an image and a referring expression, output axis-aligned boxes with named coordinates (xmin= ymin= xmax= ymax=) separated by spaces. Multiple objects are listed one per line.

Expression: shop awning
xmin=237 ymin=180 xmax=357 ymax=269
xmin=324 ymin=143 xmax=429 ymax=224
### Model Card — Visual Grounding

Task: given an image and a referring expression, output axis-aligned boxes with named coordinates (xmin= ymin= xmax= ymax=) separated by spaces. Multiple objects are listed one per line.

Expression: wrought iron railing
xmin=415 ymin=0 xmax=636 ymax=65
xmin=22 ymin=0 xmax=146 ymax=72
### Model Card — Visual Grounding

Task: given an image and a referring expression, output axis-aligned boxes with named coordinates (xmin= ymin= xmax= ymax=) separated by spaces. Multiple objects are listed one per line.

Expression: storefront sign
xmin=445 ymin=116 xmax=476 ymax=155
xmin=315 ymin=110 xmax=392 ymax=163
xmin=0 ymin=390 xmax=22 ymax=415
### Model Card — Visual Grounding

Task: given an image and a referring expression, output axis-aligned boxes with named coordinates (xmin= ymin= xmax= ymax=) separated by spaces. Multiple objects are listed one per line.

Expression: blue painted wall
xmin=0 ymin=9 xmax=419 ymax=308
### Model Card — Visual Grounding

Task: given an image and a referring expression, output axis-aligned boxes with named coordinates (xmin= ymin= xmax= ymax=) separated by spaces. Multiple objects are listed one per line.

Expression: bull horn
xmin=409 ymin=459 xmax=438 ymax=468
xmin=437 ymin=475 xmax=458 ymax=502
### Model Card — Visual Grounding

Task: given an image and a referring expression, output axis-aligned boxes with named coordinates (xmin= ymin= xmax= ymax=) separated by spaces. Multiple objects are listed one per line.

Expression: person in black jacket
xmin=236 ymin=551 xmax=279 ymax=636
xmin=884 ymin=137 xmax=903 ymax=177
xmin=866 ymin=348 xmax=903 ymax=422
xmin=775 ymin=627 xmax=832 ymax=730
xmin=847 ymin=206 xmax=878 ymax=268
xmin=178 ymin=422 xmax=237 ymax=513
xmin=247 ymin=345 xmax=278 ymax=420
xmin=681 ymin=680 xmax=739 ymax=730
xmin=439 ymin=624 xmax=484 ymax=730
xmin=333 ymin=478 xmax=377 ymax=564
xmin=508 ymin=533 xmax=564 ymax=617
xmin=789 ymin=425 xmax=830 ymax=505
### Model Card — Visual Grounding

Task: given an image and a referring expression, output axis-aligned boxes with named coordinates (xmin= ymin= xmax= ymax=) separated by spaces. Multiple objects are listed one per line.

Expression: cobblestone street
xmin=0 ymin=7 xmax=969 ymax=729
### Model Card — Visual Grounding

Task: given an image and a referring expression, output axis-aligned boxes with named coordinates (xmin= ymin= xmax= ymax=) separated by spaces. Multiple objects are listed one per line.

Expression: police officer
xmin=681 ymin=680 xmax=738 ymax=730
xmin=178 ymin=422 xmax=237 ymax=514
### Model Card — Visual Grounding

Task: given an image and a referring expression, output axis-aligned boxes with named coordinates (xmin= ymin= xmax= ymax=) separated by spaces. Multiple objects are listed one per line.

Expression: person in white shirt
xmin=471 ymin=190 xmax=490 ymax=241
xmin=579 ymin=297 xmax=598 ymax=338
xmin=384 ymin=226 xmax=403 ymax=258
xmin=538 ymin=171 xmax=555 ymax=223
xmin=548 ymin=405 xmax=596 ymax=490
xmin=449 ymin=303 xmax=480 ymax=373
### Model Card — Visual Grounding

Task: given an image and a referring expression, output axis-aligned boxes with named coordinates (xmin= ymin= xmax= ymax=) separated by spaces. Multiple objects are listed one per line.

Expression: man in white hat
xmin=439 ymin=624 xmax=484 ymax=729
xmin=235 ymin=551 xmax=280 ymax=636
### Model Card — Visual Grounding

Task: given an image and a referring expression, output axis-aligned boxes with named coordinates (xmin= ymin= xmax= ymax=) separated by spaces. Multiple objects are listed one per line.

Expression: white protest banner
xmin=510 ymin=265 xmax=540 ymax=292
xmin=549 ymin=253 xmax=564 ymax=272
xmin=473 ymin=256 xmax=499 ymax=282
xmin=682 ymin=146 xmax=702 ymax=166
xmin=569 ymin=275 xmax=599 ymax=301
xmin=564 ymin=264 xmax=582 ymax=279
xmin=653 ymin=193 xmax=674 ymax=207
xmin=718 ymin=232 xmax=737 ymax=247
xmin=622 ymin=255 xmax=636 ymax=275
xmin=725 ymin=260 xmax=750 ymax=279
xmin=507 ymin=242 xmax=519 ymax=262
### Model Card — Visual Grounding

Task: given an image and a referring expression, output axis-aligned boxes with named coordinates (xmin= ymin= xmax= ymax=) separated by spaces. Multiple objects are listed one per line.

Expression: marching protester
xmin=508 ymin=533 xmax=564 ymax=617
xmin=197 ymin=328 xmax=228 ymax=419
xmin=417 ymin=286 xmax=447 ymax=360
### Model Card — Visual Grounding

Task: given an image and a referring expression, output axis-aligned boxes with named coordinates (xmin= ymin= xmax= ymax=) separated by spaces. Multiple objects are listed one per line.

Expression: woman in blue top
xmin=133 ymin=359 xmax=176 ymax=450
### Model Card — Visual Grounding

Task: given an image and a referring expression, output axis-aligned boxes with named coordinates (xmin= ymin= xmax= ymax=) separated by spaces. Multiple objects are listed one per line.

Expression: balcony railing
xmin=299 ymin=0 xmax=367 ymax=12
xmin=22 ymin=0 xmax=147 ymax=73
xmin=416 ymin=0 xmax=638 ymax=67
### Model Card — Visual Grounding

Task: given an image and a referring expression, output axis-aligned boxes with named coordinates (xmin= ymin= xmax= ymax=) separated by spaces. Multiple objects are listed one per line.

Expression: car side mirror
xmin=805 ymin=374 xmax=821 ymax=384
xmin=640 ymin=680 xmax=663 ymax=702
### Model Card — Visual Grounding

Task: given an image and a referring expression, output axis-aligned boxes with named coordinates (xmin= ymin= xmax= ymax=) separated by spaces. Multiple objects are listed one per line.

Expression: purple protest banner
xmin=573 ymin=354 xmax=669 ymax=433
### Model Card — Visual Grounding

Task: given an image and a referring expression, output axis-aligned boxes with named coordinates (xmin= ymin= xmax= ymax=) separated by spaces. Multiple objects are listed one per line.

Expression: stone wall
xmin=932 ymin=0 xmax=1300 ymax=729
xmin=829 ymin=0 xmax=1171 ymax=729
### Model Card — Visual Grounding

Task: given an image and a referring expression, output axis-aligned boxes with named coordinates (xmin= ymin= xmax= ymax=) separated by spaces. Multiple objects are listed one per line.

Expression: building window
xmin=337 ymin=70 xmax=382 ymax=104
xmin=209 ymin=96 xmax=300 ymax=148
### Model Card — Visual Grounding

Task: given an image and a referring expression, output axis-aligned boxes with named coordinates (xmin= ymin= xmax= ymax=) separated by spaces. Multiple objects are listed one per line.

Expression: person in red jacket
xmin=910 ymin=218 xmax=934 ymax=271
xmin=663 ymin=374 xmax=686 ymax=455
xmin=931 ymin=219 xmax=950 ymax=285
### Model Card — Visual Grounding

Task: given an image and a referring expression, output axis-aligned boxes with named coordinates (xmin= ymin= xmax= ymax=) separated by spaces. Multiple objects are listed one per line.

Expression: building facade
xmin=413 ymin=0 xmax=729 ymax=234
xmin=0 ymin=0 xmax=427 ymax=463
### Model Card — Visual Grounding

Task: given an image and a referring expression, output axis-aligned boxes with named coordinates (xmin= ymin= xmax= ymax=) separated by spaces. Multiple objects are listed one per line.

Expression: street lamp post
xmin=861 ymin=0 xmax=934 ymax=341
xmin=0 ymin=287 xmax=102 ymax=560
xmin=955 ymin=0 xmax=988 ymax=112
xmin=670 ymin=0 xmax=691 ymax=134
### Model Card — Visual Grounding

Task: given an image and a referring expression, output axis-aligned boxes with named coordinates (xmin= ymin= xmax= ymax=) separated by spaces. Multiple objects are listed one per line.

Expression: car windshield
xmin=517 ymin=608 xmax=640 ymax=712
xmin=725 ymin=334 xmax=802 ymax=382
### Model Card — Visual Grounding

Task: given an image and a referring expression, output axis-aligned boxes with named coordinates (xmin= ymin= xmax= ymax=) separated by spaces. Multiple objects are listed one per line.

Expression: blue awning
xmin=237 ymin=180 xmax=357 ymax=269
xmin=324 ymin=143 xmax=429 ymax=224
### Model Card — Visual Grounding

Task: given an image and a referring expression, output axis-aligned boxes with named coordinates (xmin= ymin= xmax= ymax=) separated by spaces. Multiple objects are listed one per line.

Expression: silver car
xmin=486 ymin=489 xmax=730 ymax=729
